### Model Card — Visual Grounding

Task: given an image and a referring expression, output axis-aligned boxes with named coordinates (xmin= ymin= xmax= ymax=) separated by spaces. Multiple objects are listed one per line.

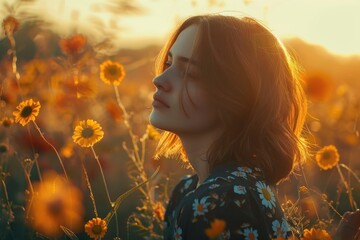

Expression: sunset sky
xmin=3 ymin=0 xmax=360 ymax=55
xmin=122 ymin=0 xmax=360 ymax=56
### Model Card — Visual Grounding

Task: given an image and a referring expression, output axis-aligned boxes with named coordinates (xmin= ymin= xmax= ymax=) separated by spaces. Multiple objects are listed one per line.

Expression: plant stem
xmin=1 ymin=179 xmax=9 ymax=205
xmin=32 ymin=121 xmax=68 ymax=180
xmin=339 ymin=163 xmax=360 ymax=183
xmin=21 ymin=161 xmax=34 ymax=195
xmin=34 ymin=154 xmax=42 ymax=182
xmin=336 ymin=164 xmax=357 ymax=210
xmin=80 ymin=158 xmax=98 ymax=217
xmin=113 ymin=85 xmax=141 ymax=163
xmin=90 ymin=146 xmax=112 ymax=206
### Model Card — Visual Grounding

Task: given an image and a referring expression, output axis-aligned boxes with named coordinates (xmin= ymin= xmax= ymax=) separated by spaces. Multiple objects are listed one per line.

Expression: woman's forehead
xmin=169 ymin=24 xmax=199 ymax=60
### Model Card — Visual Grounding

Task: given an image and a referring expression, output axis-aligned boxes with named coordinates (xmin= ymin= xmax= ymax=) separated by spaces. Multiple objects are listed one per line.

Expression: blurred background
xmin=0 ymin=0 xmax=359 ymax=239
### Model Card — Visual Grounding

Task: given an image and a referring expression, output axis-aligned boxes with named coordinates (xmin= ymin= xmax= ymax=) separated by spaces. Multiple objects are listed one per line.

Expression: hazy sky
xmin=3 ymin=0 xmax=360 ymax=55
xmin=130 ymin=0 xmax=360 ymax=55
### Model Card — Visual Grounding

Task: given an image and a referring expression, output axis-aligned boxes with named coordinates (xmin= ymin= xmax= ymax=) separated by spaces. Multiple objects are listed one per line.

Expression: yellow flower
xmin=2 ymin=16 xmax=19 ymax=36
xmin=315 ymin=145 xmax=340 ymax=170
xmin=205 ymin=219 xmax=226 ymax=239
xmin=59 ymin=34 xmax=86 ymax=55
xmin=100 ymin=60 xmax=125 ymax=86
xmin=13 ymin=99 xmax=41 ymax=126
xmin=26 ymin=171 xmax=84 ymax=237
xmin=72 ymin=119 xmax=104 ymax=147
xmin=1 ymin=117 xmax=14 ymax=127
xmin=146 ymin=124 xmax=161 ymax=141
xmin=301 ymin=228 xmax=332 ymax=240
xmin=85 ymin=217 xmax=107 ymax=240
xmin=303 ymin=72 xmax=333 ymax=102
xmin=60 ymin=141 xmax=74 ymax=158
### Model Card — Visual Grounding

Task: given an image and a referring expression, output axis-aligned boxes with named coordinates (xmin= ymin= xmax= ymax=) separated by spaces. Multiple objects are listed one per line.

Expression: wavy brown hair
xmin=153 ymin=14 xmax=308 ymax=184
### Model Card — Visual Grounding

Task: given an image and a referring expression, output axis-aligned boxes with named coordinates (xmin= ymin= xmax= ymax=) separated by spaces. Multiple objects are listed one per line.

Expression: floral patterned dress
xmin=163 ymin=161 xmax=292 ymax=240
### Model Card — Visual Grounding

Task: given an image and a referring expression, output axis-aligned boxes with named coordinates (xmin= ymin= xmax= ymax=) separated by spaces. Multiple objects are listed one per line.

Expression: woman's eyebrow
xmin=168 ymin=52 xmax=199 ymax=66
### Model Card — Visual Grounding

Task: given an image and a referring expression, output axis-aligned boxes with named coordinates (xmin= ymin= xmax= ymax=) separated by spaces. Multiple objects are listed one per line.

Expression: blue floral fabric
xmin=163 ymin=161 xmax=292 ymax=240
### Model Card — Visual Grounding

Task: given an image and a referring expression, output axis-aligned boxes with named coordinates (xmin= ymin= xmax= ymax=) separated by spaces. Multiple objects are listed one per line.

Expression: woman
xmin=149 ymin=14 xmax=307 ymax=240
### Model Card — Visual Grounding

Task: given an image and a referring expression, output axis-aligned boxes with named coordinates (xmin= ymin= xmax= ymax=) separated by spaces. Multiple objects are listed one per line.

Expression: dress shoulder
xmin=171 ymin=166 xmax=292 ymax=239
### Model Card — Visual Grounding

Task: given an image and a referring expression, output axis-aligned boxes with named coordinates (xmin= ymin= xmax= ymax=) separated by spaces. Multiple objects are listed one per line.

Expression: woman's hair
xmin=154 ymin=14 xmax=308 ymax=184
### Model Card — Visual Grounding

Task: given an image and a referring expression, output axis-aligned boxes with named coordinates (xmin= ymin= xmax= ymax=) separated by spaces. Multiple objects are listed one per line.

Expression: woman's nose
xmin=153 ymin=73 xmax=171 ymax=92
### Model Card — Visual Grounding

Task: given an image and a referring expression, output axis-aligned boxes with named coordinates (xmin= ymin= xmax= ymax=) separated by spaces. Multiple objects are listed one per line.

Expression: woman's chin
xmin=149 ymin=114 xmax=165 ymax=130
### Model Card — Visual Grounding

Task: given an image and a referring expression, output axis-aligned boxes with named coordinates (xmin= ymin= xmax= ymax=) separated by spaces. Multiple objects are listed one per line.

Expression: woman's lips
xmin=152 ymin=95 xmax=170 ymax=108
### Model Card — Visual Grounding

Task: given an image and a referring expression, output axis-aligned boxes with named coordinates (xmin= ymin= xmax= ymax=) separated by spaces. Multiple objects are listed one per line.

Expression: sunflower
xmin=1 ymin=117 xmax=14 ymax=127
xmin=59 ymin=34 xmax=86 ymax=55
xmin=13 ymin=99 xmax=41 ymax=126
xmin=99 ymin=60 xmax=125 ymax=86
xmin=303 ymin=72 xmax=333 ymax=102
xmin=85 ymin=217 xmax=107 ymax=239
xmin=2 ymin=16 xmax=19 ymax=36
xmin=26 ymin=171 xmax=84 ymax=237
xmin=315 ymin=145 xmax=340 ymax=170
xmin=72 ymin=119 xmax=104 ymax=147
xmin=205 ymin=219 xmax=226 ymax=239
xmin=301 ymin=228 xmax=332 ymax=240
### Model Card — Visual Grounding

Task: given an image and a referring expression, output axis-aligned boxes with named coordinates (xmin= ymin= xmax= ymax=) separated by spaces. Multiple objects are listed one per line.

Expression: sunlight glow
xmin=2 ymin=0 xmax=360 ymax=55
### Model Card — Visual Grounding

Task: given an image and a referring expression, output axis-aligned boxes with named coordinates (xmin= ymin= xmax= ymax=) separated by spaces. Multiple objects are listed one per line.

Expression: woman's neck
xmin=178 ymin=127 xmax=223 ymax=184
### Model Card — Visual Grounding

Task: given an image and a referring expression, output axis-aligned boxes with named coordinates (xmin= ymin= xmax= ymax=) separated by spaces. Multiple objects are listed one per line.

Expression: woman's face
xmin=149 ymin=24 xmax=219 ymax=136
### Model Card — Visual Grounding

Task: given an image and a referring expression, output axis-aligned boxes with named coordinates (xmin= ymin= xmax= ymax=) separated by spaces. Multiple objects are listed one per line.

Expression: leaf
xmin=104 ymin=166 xmax=160 ymax=223
xmin=60 ymin=226 xmax=79 ymax=240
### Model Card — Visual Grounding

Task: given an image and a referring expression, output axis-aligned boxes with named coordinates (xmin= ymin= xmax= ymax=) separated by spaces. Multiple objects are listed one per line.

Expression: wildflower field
xmin=1 ymin=2 xmax=360 ymax=240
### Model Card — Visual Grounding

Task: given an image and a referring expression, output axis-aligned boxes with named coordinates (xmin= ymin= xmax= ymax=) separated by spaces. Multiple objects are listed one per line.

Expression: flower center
xmin=20 ymin=106 xmax=33 ymax=118
xmin=81 ymin=127 xmax=94 ymax=138
xmin=0 ymin=144 xmax=8 ymax=153
xmin=47 ymin=198 xmax=63 ymax=217
xmin=249 ymin=233 xmax=255 ymax=240
xmin=322 ymin=151 xmax=331 ymax=160
xmin=262 ymin=188 xmax=271 ymax=200
xmin=108 ymin=66 xmax=119 ymax=76
xmin=92 ymin=224 xmax=103 ymax=235
xmin=197 ymin=204 xmax=204 ymax=212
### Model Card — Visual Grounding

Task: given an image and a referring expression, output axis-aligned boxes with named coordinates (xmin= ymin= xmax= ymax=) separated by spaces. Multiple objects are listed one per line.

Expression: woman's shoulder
xmin=199 ymin=163 xmax=279 ymax=207
xmin=170 ymin=174 xmax=198 ymax=198
xmin=189 ymin=164 xmax=291 ymax=239
xmin=202 ymin=163 xmax=267 ymax=189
